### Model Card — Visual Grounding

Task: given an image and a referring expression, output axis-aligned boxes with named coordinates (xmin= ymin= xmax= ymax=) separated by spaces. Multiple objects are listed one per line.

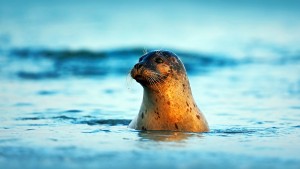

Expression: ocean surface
xmin=1 ymin=0 xmax=300 ymax=169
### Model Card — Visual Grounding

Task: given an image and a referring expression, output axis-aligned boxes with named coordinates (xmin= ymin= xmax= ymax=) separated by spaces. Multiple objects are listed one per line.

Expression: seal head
xmin=131 ymin=50 xmax=182 ymax=87
xmin=129 ymin=50 xmax=209 ymax=132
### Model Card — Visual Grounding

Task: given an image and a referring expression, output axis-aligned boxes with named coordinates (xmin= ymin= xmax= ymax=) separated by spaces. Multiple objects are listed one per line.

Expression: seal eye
xmin=155 ymin=57 xmax=164 ymax=64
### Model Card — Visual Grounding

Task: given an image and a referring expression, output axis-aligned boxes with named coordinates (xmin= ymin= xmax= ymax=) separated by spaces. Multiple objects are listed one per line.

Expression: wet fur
xmin=129 ymin=50 xmax=209 ymax=132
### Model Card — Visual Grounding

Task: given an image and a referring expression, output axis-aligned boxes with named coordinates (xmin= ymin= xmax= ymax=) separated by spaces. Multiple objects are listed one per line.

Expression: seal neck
xmin=142 ymin=75 xmax=194 ymax=107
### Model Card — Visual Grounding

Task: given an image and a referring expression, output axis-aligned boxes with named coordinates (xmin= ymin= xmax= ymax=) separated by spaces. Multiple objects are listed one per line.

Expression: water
xmin=1 ymin=0 xmax=300 ymax=169
xmin=1 ymin=48 xmax=299 ymax=169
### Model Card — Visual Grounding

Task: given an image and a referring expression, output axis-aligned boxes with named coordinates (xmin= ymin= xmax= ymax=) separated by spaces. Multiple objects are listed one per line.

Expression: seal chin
xmin=131 ymin=68 xmax=148 ymax=85
xmin=133 ymin=75 xmax=148 ymax=84
xmin=134 ymin=75 xmax=144 ymax=81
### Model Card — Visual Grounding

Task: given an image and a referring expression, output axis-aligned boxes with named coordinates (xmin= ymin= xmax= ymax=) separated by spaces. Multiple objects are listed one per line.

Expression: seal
xmin=129 ymin=50 xmax=209 ymax=132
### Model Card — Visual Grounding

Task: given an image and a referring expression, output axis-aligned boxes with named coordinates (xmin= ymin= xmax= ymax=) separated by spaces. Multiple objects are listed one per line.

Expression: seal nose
xmin=134 ymin=63 xmax=143 ymax=70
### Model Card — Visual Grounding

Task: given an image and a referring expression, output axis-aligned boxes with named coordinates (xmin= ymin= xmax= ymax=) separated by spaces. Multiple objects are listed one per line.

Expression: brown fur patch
xmin=154 ymin=111 xmax=160 ymax=120
xmin=175 ymin=123 xmax=178 ymax=129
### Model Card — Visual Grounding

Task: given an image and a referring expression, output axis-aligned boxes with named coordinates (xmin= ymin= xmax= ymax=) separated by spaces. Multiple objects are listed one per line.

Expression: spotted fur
xmin=129 ymin=50 xmax=209 ymax=132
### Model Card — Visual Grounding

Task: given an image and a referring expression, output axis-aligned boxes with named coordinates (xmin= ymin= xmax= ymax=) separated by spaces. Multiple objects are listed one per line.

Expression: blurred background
xmin=1 ymin=0 xmax=300 ymax=57
xmin=0 ymin=0 xmax=300 ymax=169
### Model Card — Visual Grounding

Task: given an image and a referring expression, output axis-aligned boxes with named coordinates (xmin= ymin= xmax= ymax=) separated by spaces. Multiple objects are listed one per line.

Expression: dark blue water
xmin=1 ymin=0 xmax=300 ymax=169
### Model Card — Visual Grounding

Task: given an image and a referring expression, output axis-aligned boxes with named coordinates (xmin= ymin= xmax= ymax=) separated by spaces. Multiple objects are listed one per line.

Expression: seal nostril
xmin=134 ymin=63 xmax=143 ymax=70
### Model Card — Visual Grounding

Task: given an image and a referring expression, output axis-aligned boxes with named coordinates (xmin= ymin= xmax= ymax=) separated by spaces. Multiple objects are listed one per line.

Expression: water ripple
xmin=76 ymin=119 xmax=131 ymax=126
xmin=211 ymin=128 xmax=257 ymax=134
xmin=16 ymin=115 xmax=131 ymax=127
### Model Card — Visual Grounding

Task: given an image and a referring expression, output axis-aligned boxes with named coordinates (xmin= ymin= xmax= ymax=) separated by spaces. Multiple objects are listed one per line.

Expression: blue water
xmin=1 ymin=0 xmax=300 ymax=169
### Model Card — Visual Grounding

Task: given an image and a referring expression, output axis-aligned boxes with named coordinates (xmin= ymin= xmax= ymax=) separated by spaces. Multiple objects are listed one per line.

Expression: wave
xmin=1 ymin=47 xmax=299 ymax=80
xmin=17 ymin=115 xmax=131 ymax=126
xmin=76 ymin=119 xmax=131 ymax=126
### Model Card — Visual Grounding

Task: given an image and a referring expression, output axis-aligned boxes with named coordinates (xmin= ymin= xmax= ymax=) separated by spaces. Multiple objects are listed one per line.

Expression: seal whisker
xmin=147 ymin=76 xmax=155 ymax=86
xmin=146 ymin=76 xmax=155 ymax=86
xmin=147 ymin=76 xmax=154 ymax=85
xmin=148 ymin=76 xmax=162 ymax=95
xmin=152 ymin=73 xmax=167 ymax=83
xmin=148 ymin=70 xmax=167 ymax=82
xmin=149 ymin=70 xmax=166 ymax=77
xmin=152 ymin=77 xmax=164 ymax=95
xmin=126 ymin=72 xmax=134 ymax=90
xmin=150 ymin=77 xmax=162 ymax=95
xmin=155 ymin=74 xmax=166 ymax=81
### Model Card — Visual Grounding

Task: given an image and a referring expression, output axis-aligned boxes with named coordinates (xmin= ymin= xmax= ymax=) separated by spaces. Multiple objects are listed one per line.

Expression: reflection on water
xmin=138 ymin=131 xmax=198 ymax=142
